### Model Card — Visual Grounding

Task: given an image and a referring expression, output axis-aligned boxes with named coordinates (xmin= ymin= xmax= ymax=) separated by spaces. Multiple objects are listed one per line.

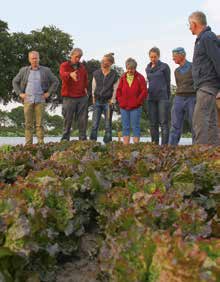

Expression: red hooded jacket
xmin=116 ymin=71 xmax=147 ymax=110
xmin=60 ymin=61 xmax=88 ymax=98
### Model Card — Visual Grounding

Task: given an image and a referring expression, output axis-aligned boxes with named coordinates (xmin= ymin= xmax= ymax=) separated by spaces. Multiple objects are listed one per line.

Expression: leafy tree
xmin=30 ymin=26 xmax=73 ymax=78
xmin=0 ymin=20 xmax=15 ymax=103
xmin=0 ymin=21 xmax=74 ymax=104
xmin=44 ymin=112 xmax=63 ymax=129
xmin=112 ymin=65 xmax=124 ymax=76
xmin=83 ymin=59 xmax=100 ymax=96
xmin=7 ymin=106 xmax=25 ymax=128
xmin=11 ymin=32 xmax=33 ymax=69
xmin=0 ymin=109 xmax=9 ymax=127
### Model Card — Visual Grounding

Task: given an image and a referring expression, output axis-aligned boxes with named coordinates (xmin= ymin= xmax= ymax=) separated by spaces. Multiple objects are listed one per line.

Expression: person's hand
xmin=92 ymin=96 xmax=96 ymax=105
xmin=19 ymin=93 xmax=26 ymax=100
xmin=43 ymin=92 xmax=50 ymax=99
xmin=109 ymin=97 xmax=116 ymax=105
xmin=70 ymin=71 xmax=78 ymax=81
xmin=216 ymin=91 xmax=220 ymax=99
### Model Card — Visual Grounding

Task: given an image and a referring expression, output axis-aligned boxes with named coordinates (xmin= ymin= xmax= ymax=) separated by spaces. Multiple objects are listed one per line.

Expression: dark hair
xmin=149 ymin=47 xmax=160 ymax=57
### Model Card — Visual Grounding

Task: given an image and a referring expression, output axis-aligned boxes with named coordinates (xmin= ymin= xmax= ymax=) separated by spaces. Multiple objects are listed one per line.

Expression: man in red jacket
xmin=60 ymin=48 xmax=88 ymax=141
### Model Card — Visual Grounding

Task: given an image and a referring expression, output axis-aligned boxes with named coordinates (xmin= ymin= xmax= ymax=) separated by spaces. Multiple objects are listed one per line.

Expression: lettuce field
xmin=0 ymin=141 xmax=220 ymax=282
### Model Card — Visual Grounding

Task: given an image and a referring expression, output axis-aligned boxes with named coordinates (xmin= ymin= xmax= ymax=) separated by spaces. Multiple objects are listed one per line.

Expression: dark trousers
xmin=61 ymin=96 xmax=88 ymax=141
xmin=90 ymin=101 xmax=113 ymax=143
xmin=169 ymin=96 xmax=196 ymax=145
xmin=148 ymin=99 xmax=170 ymax=145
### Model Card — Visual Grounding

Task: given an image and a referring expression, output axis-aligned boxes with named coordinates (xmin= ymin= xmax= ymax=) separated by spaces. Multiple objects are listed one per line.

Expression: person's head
xmin=70 ymin=48 xmax=83 ymax=64
xmin=101 ymin=53 xmax=115 ymax=69
xmin=149 ymin=47 xmax=160 ymax=65
xmin=125 ymin=58 xmax=137 ymax=75
xmin=28 ymin=51 xmax=40 ymax=69
xmin=172 ymin=47 xmax=186 ymax=65
xmin=188 ymin=11 xmax=207 ymax=36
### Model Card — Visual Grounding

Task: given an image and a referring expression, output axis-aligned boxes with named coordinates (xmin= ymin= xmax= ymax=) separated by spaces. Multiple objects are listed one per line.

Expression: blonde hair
xmin=103 ymin=52 xmax=115 ymax=64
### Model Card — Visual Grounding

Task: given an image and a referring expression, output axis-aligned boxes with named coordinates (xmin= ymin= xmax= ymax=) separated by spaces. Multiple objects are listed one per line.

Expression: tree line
xmin=0 ymin=19 xmax=123 ymax=106
xmin=0 ymin=105 xmax=127 ymax=137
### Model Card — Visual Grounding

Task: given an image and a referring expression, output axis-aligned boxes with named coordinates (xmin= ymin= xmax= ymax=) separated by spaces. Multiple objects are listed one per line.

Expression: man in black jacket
xmin=188 ymin=11 xmax=220 ymax=145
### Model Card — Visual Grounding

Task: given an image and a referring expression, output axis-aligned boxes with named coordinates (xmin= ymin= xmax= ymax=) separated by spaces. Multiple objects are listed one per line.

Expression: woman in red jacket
xmin=116 ymin=58 xmax=147 ymax=144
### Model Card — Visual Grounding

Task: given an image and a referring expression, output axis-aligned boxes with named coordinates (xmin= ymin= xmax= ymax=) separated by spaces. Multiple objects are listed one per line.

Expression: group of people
xmin=12 ymin=11 xmax=220 ymax=146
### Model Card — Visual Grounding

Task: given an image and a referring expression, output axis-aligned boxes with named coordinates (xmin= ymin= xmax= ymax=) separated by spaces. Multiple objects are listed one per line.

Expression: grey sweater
xmin=175 ymin=61 xmax=195 ymax=96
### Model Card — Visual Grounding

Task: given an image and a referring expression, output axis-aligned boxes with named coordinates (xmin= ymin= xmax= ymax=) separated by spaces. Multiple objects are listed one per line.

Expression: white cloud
xmin=202 ymin=0 xmax=220 ymax=23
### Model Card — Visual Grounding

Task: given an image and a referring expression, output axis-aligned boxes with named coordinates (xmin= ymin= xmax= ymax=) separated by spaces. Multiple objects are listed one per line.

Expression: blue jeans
xmin=120 ymin=107 xmax=142 ymax=137
xmin=169 ymin=96 xmax=196 ymax=145
xmin=148 ymin=99 xmax=170 ymax=145
xmin=90 ymin=101 xmax=112 ymax=143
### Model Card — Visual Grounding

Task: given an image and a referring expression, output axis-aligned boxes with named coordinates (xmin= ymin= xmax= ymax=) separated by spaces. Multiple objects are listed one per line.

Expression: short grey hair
xmin=70 ymin=48 xmax=83 ymax=56
xmin=189 ymin=11 xmax=207 ymax=26
xmin=125 ymin=58 xmax=137 ymax=69
xmin=28 ymin=50 xmax=39 ymax=57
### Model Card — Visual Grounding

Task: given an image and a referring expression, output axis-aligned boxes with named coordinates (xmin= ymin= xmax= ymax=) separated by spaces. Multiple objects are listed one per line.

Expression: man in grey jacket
xmin=13 ymin=51 xmax=59 ymax=145
xmin=188 ymin=11 xmax=220 ymax=145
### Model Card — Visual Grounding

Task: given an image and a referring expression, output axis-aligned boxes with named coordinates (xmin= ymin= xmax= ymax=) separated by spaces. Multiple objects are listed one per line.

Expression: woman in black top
xmin=146 ymin=47 xmax=171 ymax=145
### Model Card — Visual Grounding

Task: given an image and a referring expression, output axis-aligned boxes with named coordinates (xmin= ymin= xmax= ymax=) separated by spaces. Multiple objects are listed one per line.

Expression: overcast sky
xmin=1 ymin=0 xmax=220 ymax=111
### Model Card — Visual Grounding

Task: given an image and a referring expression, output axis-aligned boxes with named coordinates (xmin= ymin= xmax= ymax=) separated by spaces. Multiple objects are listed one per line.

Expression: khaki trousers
xmin=24 ymin=103 xmax=45 ymax=145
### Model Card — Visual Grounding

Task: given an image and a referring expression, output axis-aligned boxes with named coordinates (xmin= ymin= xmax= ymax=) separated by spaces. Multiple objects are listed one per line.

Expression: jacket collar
xmin=197 ymin=26 xmax=211 ymax=40
xmin=123 ymin=70 xmax=138 ymax=78
xmin=147 ymin=60 xmax=162 ymax=72
xmin=28 ymin=65 xmax=41 ymax=70
xmin=68 ymin=61 xmax=82 ymax=69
